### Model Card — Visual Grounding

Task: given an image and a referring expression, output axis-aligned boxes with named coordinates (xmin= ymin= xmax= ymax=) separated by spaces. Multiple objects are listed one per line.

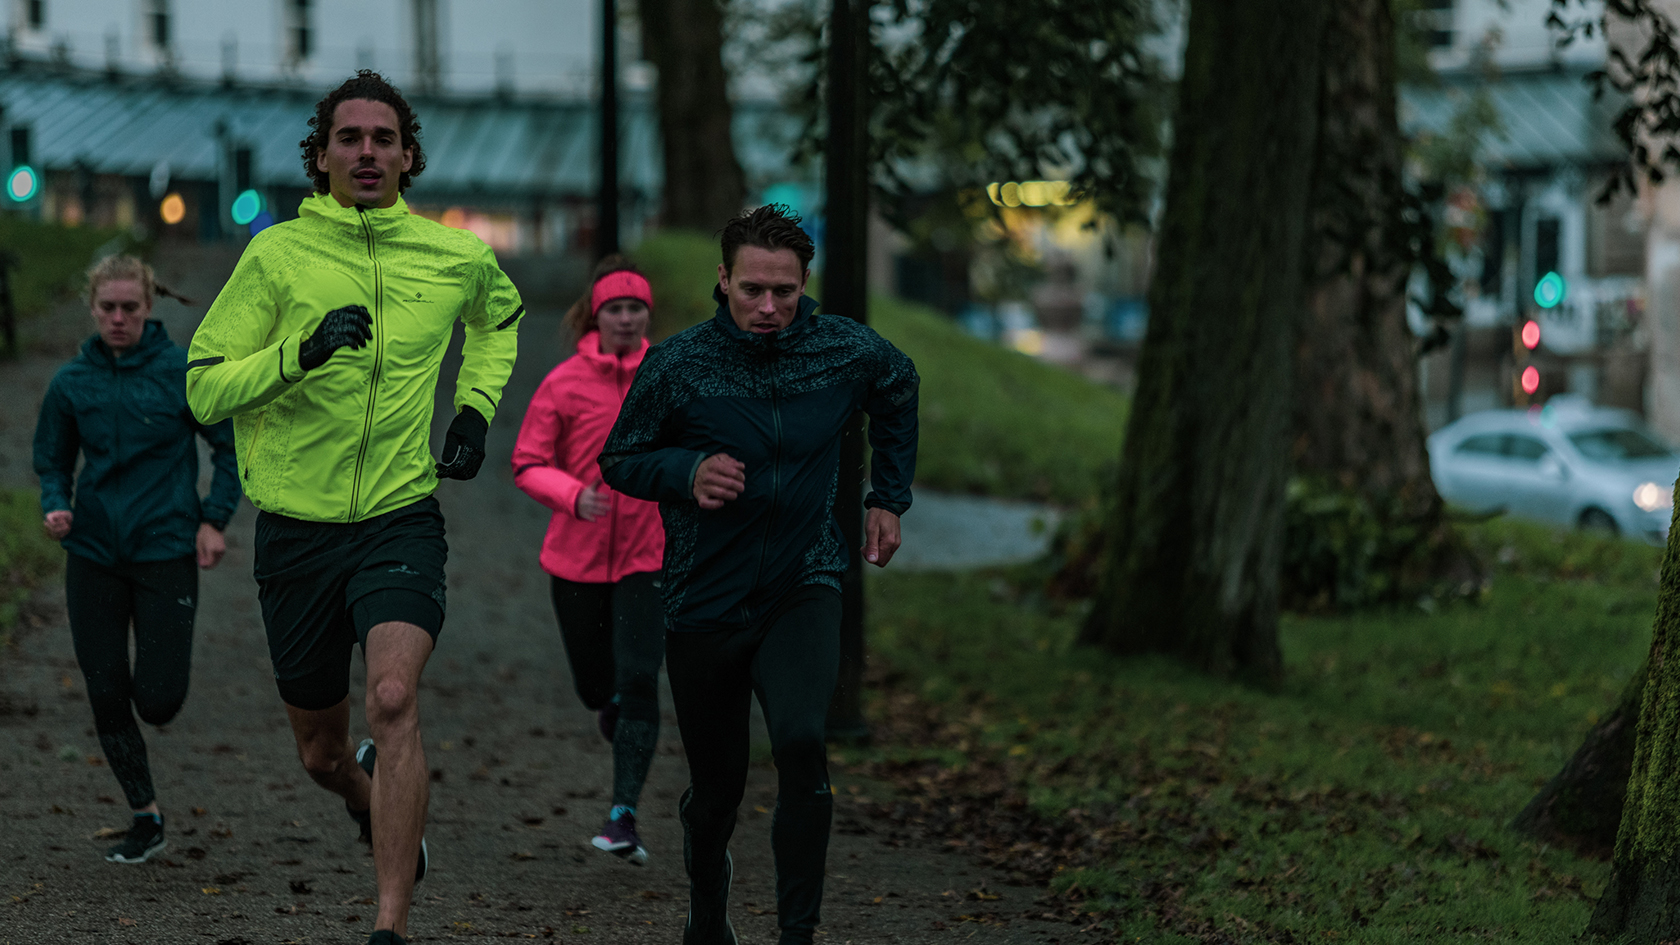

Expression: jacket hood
xmin=297 ymin=191 xmax=412 ymax=238
xmin=574 ymin=330 xmax=650 ymax=369
xmin=80 ymin=319 xmax=172 ymax=370
xmin=710 ymin=284 xmax=820 ymax=344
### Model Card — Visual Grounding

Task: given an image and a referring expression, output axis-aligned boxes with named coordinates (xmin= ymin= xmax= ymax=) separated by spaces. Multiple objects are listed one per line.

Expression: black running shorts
xmin=253 ymin=497 xmax=448 ymax=710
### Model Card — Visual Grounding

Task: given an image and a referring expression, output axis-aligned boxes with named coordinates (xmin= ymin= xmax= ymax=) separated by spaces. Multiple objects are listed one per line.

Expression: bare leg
xmin=285 ymin=696 xmax=373 ymax=812
xmin=363 ymin=621 xmax=434 ymax=938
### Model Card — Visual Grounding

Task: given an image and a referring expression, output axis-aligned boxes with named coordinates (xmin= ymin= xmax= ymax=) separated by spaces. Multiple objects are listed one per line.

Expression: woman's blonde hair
xmin=564 ymin=254 xmax=644 ymax=339
xmin=85 ymin=254 xmax=194 ymax=307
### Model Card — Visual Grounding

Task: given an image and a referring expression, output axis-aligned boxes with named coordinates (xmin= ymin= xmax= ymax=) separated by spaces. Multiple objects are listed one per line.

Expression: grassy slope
xmin=0 ymin=215 xmax=131 ymax=323
xmin=633 ymin=229 xmax=1128 ymax=506
xmin=0 ymin=489 xmax=59 ymax=644
xmin=855 ymin=519 xmax=1656 ymax=942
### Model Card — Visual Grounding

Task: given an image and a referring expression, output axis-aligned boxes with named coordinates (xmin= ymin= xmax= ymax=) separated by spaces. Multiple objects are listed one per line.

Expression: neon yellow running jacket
xmin=186 ymin=193 xmax=523 ymax=523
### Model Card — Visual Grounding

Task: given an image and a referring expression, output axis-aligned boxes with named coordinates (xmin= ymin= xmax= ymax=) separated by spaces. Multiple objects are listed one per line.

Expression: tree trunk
xmin=1512 ymin=661 xmax=1645 ymax=860
xmin=639 ymin=0 xmax=747 ymax=230
xmin=1295 ymin=0 xmax=1435 ymax=510
xmin=1588 ymin=533 xmax=1680 ymax=939
xmin=1286 ymin=0 xmax=1478 ymax=609
xmin=1078 ymin=0 xmax=1328 ymax=679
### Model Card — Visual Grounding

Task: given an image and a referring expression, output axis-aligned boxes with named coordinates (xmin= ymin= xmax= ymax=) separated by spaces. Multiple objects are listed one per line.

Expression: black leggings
xmin=666 ymin=585 xmax=841 ymax=945
xmin=65 ymin=553 xmax=197 ymax=810
xmin=550 ymin=571 xmax=664 ymax=807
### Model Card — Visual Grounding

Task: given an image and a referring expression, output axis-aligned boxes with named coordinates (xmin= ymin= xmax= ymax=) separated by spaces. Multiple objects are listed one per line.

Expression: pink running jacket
xmin=512 ymin=331 xmax=664 ymax=583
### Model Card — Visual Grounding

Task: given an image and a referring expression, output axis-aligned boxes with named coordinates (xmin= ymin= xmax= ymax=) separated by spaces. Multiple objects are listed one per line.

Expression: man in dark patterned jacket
xmin=600 ymin=203 xmax=919 ymax=945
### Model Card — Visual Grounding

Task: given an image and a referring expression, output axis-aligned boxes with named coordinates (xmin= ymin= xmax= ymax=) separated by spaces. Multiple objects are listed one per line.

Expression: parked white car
xmin=1427 ymin=398 xmax=1680 ymax=544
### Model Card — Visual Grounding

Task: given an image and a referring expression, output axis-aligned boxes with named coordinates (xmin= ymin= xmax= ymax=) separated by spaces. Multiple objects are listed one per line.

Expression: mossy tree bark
xmin=1588 ymin=526 xmax=1680 ymax=938
xmin=639 ymin=0 xmax=747 ymax=229
xmin=1078 ymin=0 xmax=1328 ymax=678
xmin=1512 ymin=661 xmax=1645 ymax=860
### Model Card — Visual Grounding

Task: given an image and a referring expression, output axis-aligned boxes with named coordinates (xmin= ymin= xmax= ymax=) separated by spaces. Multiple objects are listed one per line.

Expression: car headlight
xmin=1634 ymin=482 xmax=1673 ymax=512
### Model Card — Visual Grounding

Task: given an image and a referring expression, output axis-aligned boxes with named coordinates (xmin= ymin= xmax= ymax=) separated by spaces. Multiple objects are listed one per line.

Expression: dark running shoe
xmin=356 ymin=738 xmax=429 ymax=884
xmin=366 ymin=929 xmax=408 ymax=944
xmin=597 ymin=702 xmax=619 ymax=742
xmin=105 ymin=813 xmax=166 ymax=864
xmin=683 ymin=850 xmax=737 ymax=945
xmin=348 ymin=738 xmax=375 ymax=843
xmin=592 ymin=812 xmax=648 ymax=865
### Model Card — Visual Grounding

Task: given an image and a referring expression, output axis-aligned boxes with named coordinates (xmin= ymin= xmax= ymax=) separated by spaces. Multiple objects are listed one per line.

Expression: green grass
xmin=0 ymin=489 xmax=60 ymax=643
xmin=0 ymin=215 xmax=134 ymax=325
xmin=631 ymin=229 xmax=1129 ymax=505
xmin=852 ymin=517 xmax=1660 ymax=942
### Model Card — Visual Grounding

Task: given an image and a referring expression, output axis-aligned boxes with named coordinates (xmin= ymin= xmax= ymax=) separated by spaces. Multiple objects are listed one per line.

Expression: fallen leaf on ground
xmin=90 ymin=827 xmax=123 ymax=839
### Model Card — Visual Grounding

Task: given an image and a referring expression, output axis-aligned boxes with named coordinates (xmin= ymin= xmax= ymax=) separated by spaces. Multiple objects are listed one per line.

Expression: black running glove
xmin=298 ymin=305 xmax=373 ymax=372
xmin=436 ymin=407 xmax=488 ymax=480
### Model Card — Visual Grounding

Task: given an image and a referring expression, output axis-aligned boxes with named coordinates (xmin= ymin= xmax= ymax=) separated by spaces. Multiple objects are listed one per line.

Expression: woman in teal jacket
xmin=32 ymin=255 xmax=241 ymax=864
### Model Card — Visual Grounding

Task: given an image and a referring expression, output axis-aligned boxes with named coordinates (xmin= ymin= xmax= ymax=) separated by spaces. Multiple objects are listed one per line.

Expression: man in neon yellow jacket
xmin=186 ymin=71 xmax=520 ymax=945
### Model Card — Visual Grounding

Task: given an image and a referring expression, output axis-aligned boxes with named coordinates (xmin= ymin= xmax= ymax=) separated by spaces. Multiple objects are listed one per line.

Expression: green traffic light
xmin=1534 ymin=271 xmax=1566 ymax=309
xmin=231 ymin=189 xmax=263 ymax=226
xmin=5 ymin=165 xmax=39 ymax=202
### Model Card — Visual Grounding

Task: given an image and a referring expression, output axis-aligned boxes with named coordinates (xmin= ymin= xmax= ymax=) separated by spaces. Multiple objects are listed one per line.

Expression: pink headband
xmin=591 ymin=271 xmax=653 ymax=316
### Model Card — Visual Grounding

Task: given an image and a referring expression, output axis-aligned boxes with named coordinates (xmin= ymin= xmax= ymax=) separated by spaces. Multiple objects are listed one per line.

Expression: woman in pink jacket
xmin=512 ymin=257 xmax=665 ymax=865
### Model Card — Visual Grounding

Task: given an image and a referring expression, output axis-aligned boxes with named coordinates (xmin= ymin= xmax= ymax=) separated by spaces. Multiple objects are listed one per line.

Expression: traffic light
xmin=229 ymin=144 xmax=262 ymax=227
xmin=1513 ymin=320 xmax=1542 ymax=405
xmin=1534 ymin=271 xmax=1566 ymax=309
xmin=6 ymin=125 xmax=36 ymax=203
xmin=231 ymin=189 xmax=262 ymax=226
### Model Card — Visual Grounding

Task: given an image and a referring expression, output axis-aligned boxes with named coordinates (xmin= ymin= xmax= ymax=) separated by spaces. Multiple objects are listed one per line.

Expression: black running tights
xmin=550 ymin=571 xmax=664 ymax=808
xmin=65 ymin=553 xmax=197 ymax=811
xmin=666 ymin=585 xmax=841 ymax=945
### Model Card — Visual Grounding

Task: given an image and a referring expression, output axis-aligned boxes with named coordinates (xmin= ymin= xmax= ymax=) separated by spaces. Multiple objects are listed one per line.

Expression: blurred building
xmin=1405 ymin=0 xmax=1650 ymax=431
xmin=0 ymin=1 xmax=806 ymax=304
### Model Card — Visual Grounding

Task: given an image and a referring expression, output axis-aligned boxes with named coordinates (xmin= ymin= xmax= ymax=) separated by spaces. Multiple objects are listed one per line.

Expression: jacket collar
xmin=574 ymin=331 xmax=649 ymax=372
xmin=710 ymin=284 xmax=820 ymax=344
xmin=81 ymin=319 xmax=170 ymax=369
xmin=297 ymin=191 xmax=412 ymax=238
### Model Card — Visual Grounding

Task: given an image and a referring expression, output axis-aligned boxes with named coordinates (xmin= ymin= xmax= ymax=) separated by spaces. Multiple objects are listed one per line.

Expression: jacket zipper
xmin=605 ymin=357 xmax=624 ymax=579
xmin=113 ymin=361 xmax=125 ymax=559
xmin=348 ymin=207 xmax=384 ymax=522
xmin=752 ymin=345 xmax=783 ymax=596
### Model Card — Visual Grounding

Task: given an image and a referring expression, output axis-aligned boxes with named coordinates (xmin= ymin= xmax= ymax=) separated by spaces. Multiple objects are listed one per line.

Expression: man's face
xmin=91 ymin=278 xmax=149 ymax=354
xmin=316 ymin=98 xmax=412 ymax=209
xmin=717 ymin=245 xmax=808 ymax=334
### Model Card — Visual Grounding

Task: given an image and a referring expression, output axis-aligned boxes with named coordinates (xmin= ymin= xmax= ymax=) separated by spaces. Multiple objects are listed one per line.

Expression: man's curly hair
xmin=300 ymin=70 xmax=426 ymax=195
xmin=719 ymin=204 xmax=816 ymax=273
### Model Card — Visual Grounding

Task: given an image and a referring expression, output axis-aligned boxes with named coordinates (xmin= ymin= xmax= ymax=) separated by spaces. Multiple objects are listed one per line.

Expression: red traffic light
xmin=1521 ymin=365 xmax=1540 ymax=395
xmin=1521 ymin=320 xmax=1541 ymax=350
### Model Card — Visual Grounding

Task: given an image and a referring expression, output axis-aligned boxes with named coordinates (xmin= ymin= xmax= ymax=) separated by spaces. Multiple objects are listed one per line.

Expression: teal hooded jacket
xmin=34 ymin=320 xmax=242 ymax=565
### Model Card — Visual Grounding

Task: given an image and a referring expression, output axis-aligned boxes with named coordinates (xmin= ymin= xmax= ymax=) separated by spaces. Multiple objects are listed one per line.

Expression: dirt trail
xmin=0 ymin=248 xmax=1061 ymax=944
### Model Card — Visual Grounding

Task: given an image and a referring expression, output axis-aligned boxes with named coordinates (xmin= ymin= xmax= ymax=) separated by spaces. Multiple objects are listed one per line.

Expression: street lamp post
xmin=598 ymin=0 xmax=619 ymax=259
xmin=824 ymin=0 xmax=871 ymax=744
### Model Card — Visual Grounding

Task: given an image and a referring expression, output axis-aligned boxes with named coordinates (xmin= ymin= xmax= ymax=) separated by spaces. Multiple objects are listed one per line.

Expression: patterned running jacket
xmin=34 ymin=320 xmax=242 ymax=565
xmin=512 ymin=331 xmax=664 ymax=583
xmin=185 ymin=193 xmax=523 ymax=523
xmin=599 ymin=291 xmax=919 ymax=632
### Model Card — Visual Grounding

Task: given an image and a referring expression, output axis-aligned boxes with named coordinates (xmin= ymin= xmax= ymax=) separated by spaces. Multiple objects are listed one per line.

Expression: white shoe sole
xmin=106 ymin=839 xmax=166 ymax=864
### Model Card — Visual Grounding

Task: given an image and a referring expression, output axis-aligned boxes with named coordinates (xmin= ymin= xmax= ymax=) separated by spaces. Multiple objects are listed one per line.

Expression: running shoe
xmin=591 ymin=812 xmax=648 ymax=865
xmin=597 ymin=702 xmax=619 ymax=742
xmin=366 ymin=930 xmax=408 ymax=944
xmin=348 ymin=738 xmax=376 ymax=843
xmin=355 ymin=738 xmax=430 ymax=884
xmin=682 ymin=850 xmax=737 ymax=945
xmin=105 ymin=813 xmax=166 ymax=864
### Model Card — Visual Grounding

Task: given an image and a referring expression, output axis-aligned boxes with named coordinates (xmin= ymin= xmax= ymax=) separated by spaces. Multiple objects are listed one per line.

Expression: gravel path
xmin=0 ymin=262 xmax=1066 ymax=945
